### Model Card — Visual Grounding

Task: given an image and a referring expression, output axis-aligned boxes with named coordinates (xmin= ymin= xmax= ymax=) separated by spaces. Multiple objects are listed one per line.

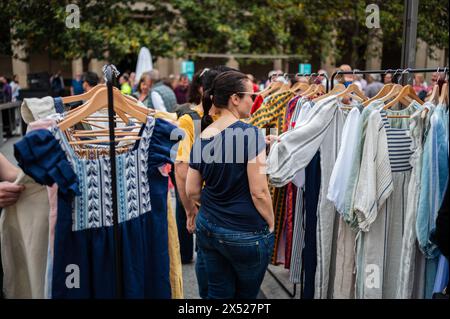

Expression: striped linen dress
xmin=355 ymin=102 xmax=421 ymax=299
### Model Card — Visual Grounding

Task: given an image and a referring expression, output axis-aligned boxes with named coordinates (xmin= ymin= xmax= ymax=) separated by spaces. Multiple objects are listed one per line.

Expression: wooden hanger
xmin=362 ymin=83 xmax=394 ymax=106
xmin=66 ymin=86 xmax=152 ymax=117
xmin=300 ymin=84 xmax=316 ymax=97
xmin=58 ymin=87 xmax=147 ymax=132
xmin=336 ymin=83 xmax=368 ymax=101
xmin=384 ymin=85 xmax=424 ymax=110
xmin=427 ymin=84 xmax=440 ymax=104
xmin=62 ymin=84 xmax=106 ymax=104
xmin=421 ymin=84 xmax=440 ymax=118
xmin=278 ymin=82 xmax=292 ymax=93
xmin=290 ymin=81 xmax=309 ymax=94
xmin=313 ymin=83 xmax=345 ymax=102
xmin=260 ymin=81 xmax=283 ymax=98
xmin=439 ymin=81 xmax=448 ymax=106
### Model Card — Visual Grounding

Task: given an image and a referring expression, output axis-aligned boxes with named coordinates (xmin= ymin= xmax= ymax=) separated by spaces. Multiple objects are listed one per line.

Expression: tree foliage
xmin=1 ymin=0 xmax=448 ymax=65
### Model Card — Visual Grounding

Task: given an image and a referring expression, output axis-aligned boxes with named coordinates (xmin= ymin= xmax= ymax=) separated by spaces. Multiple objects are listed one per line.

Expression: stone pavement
xmin=1 ymin=136 xmax=298 ymax=300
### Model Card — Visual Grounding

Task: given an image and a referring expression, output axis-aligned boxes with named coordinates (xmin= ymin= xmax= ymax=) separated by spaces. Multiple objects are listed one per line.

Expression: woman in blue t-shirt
xmin=186 ymin=70 xmax=275 ymax=299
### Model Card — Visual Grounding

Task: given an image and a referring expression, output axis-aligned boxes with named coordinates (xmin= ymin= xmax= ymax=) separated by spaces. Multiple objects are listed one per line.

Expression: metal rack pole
xmin=330 ymin=67 xmax=449 ymax=90
xmin=103 ymin=64 xmax=123 ymax=299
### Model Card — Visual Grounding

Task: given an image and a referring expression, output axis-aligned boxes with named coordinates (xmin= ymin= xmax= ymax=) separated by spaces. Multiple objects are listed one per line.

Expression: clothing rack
xmin=266 ymin=71 xmax=330 ymax=299
xmin=103 ymin=64 xmax=123 ymax=298
xmin=330 ymin=67 xmax=449 ymax=90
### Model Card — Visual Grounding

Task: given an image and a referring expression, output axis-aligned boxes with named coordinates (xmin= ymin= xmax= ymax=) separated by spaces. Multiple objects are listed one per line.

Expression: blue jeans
xmin=195 ymin=243 xmax=209 ymax=299
xmin=195 ymin=213 xmax=274 ymax=299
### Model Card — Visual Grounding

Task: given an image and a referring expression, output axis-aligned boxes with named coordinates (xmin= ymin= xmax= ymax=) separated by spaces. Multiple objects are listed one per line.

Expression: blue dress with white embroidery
xmin=14 ymin=117 xmax=182 ymax=298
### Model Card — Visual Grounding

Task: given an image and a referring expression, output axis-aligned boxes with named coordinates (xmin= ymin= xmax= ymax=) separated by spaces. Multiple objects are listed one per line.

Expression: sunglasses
xmin=236 ymin=91 xmax=259 ymax=102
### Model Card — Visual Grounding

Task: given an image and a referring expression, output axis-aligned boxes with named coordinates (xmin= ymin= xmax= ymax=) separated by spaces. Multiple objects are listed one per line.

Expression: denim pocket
xmin=263 ymin=232 xmax=275 ymax=259
xmin=218 ymin=237 xmax=262 ymax=269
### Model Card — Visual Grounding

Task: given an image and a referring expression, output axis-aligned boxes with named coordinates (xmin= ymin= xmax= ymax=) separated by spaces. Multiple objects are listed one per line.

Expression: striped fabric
xmin=355 ymin=102 xmax=420 ymax=299
xmin=381 ymin=110 xmax=414 ymax=172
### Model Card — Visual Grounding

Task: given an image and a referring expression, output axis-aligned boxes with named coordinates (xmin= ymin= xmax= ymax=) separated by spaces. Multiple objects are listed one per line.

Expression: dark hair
xmin=201 ymin=70 xmax=249 ymax=131
xmin=82 ymin=71 xmax=99 ymax=87
xmin=187 ymin=70 xmax=203 ymax=105
xmin=200 ymin=66 xmax=236 ymax=131
xmin=136 ymin=74 xmax=147 ymax=94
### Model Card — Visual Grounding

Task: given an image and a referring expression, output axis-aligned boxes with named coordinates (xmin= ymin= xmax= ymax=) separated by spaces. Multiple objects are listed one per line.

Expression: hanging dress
xmin=14 ymin=117 xmax=181 ymax=298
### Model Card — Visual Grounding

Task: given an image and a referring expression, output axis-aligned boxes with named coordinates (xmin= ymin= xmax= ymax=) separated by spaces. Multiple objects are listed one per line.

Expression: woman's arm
xmin=0 ymin=153 xmax=19 ymax=182
xmin=186 ymin=167 xmax=203 ymax=203
xmin=247 ymin=150 xmax=274 ymax=232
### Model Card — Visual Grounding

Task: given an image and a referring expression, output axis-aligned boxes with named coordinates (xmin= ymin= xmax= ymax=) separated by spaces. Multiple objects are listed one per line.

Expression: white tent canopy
xmin=135 ymin=47 xmax=153 ymax=85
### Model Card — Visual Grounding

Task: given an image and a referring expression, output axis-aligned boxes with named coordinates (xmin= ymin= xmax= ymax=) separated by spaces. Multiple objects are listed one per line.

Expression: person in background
xmin=129 ymin=72 xmax=137 ymax=93
xmin=9 ymin=75 xmax=20 ymax=102
xmin=364 ymin=73 xmax=384 ymax=98
xmin=175 ymin=66 xmax=235 ymax=298
xmin=265 ymin=69 xmax=283 ymax=87
xmin=413 ymin=73 xmax=428 ymax=100
xmin=0 ymin=76 xmax=12 ymax=103
xmin=247 ymin=74 xmax=259 ymax=93
xmin=186 ymin=70 xmax=274 ymax=299
xmin=50 ymin=70 xmax=65 ymax=97
xmin=119 ymin=73 xmax=132 ymax=95
xmin=425 ymin=71 xmax=446 ymax=101
xmin=384 ymin=73 xmax=393 ymax=85
xmin=70 ymin=74 xmax=84 ymax=96
xmin=337 ymin=64 xmax=354 ymax=87
xmin=352 ymin=70 xmax=366 ymax=91
xmin=81 ymin=71 xmax=99 ymax=93
xmin=132 ymin=74 xmax=151 ymax=106
xmin=315 ymin=69 xmax=328 ymax=88
xmin=174 ymin=74 xmax=190 ymax=104
xmin=144 ymin=69 xmax=177 ymax=112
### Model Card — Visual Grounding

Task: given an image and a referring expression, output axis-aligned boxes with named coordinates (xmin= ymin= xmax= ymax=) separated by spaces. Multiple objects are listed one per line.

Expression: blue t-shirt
xmin=189 ymin=121 xmax=267 ymax=232
xmin=71 ymin=79 xmax=84 ymax=95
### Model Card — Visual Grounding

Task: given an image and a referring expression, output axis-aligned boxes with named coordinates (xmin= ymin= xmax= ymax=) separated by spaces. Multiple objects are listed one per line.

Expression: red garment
xmin=253 ymin=83 xmax=259 ymax=93
xmin=250 ymin=95 xmax=264 ymax=115
xmin=284 ymin=95 xmax=301 ymax=132
xmin=284 ymin=183 xmax=296 ymax=269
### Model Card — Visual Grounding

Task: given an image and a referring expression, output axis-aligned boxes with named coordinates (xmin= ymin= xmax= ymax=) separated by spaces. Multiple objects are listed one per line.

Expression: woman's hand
xmin=0 ymin=182 xmax=25 ymax=207
xmin=265 ymin=135 xmax=280 ymax=145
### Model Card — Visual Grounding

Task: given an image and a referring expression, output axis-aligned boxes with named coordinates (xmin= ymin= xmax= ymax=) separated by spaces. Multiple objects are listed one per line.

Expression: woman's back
xmin=189 ymin=120 xmax=266 ymax=231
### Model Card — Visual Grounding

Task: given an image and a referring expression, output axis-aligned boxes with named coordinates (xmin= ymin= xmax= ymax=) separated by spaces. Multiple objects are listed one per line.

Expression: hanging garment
xmin=250 ymin=90 xmax=295 ymax=264
xmin=282 ymin=95 xmax=305 ymax=269
xmin=299 ymin=152 xmax=321 ymax=299
xmin=355 ymin=102 xmax=421 ymax=299
xmin=396 ymin=103 xmax=431 ymax=298
xmin=14 ymin=117 xmax=181 ymax=298
xmin=327 ymin=106 xmax=362 ymax=299
xmin=0 ymin=98 xmax=63 ymax=299
xmin=250 ymin=95 xmax=264 ymax=115
xmin=416 ymin=103 xmax=449 ymax=298
xmin=167 ymin=191 xmax=184 ymax=299
xmin=0 ymin=170 xmax=50 ymax=298
xmin=327 ymin=107 xmax=362 ymax=215
xmin=266 ymin=96 xmax=346 ymax=298
xmin=287 ymin=97 xmax=321 ymax=298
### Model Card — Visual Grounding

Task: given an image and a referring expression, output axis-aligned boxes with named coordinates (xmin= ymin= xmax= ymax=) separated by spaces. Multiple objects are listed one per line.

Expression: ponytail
xmin=201 ymin=88 xmax=214 ymax=131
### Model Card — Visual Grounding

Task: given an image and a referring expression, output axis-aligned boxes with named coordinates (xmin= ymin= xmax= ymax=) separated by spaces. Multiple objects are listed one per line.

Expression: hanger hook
xmin=398 ymin=68 xmax=410 ymax=83
xmin=393 ymin=69 xmax=402 ymax=83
